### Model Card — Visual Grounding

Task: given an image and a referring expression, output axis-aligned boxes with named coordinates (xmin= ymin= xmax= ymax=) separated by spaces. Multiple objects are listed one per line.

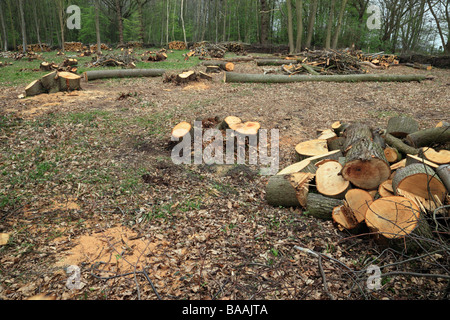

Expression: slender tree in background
xmin=0 ymin=0 xmax=8 ymax=51
xmin=286 ymin=0 xmax=295 ymax=53
xmin=260 ymin=0 xmax=270 ymax=44
xmin=56 ymin=0 xmax=66 ymax=51
xmin=18 ymin=0 xmax=26 ymax=53
xmin=325 ymin=0 xmax=336 ymax=50
xmin=95 ymin=0 xmax=102 ymax=54
xmin=332 ymin=0 xmax=348 ymax=49
xmin=295 ymin=0 xmax=303 ymax=53
xmin=181 ymin=0 xmax=187 ymax=47
xmin=427 ymin=0 xmax=450 ymax=53
xmin=305 ymin=0 xmax=318 ymax=49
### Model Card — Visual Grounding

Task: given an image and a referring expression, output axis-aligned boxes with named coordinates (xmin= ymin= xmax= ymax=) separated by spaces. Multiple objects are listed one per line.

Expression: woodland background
xmin=0 ymin=0 xmax=449 ymax=55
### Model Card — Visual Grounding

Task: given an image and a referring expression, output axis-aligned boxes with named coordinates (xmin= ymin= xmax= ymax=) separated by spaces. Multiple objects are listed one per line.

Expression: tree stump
xmin=57 ymin=72 xmax=82 ymax=92
xmin=25 ymin=80 xmax=45 ymax=97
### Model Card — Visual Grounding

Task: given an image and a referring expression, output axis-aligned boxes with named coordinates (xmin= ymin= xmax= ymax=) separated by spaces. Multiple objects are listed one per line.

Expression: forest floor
xmin=0 ymin=49 xmax=449 ymax=300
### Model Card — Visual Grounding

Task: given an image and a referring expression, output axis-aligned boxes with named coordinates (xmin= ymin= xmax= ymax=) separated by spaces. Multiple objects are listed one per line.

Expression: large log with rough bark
xmin=224 ymin=72 xmax=431 ymax=83
xmin=384 ymin=133 xmax=419 ymax=155
xmin=341 ymin=124 xmax=391 ymax=190
xmin=84 ymin=69 xmax=166 ymax=81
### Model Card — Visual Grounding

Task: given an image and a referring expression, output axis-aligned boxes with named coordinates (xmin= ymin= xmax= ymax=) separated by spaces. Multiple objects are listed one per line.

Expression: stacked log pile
xmin=186 ymin=42 xmax=227 ymax=59
xmin=24 ymin=71 xmax=82 ymax=97
xmin=64 ymin=42 xmax=88 ymax=52
xmin=266 ymin=116 xmax=450 ymax=252
xmin=89 ymin=43 xmax=111 ymax=52
xmin=17 ymin=44 xmax=51 ymax=52
xmin=168 ymin=41 xmax=187 ymax=50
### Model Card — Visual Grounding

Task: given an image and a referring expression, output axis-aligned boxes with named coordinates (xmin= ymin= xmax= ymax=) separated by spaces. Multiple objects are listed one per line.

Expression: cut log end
xmin=315 ymin=160 xmax=349 ymax=199
xmin=172 ymin=121 xmax=192 ymax=140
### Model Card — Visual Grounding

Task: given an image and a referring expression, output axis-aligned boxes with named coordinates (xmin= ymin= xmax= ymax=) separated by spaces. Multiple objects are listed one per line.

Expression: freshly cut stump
xmin=57 ymin=72 xmax=82 ymax=91
xmin=172 ymin=121 xmax=192 ymax=140
xmin=219 ymin=116 xmax=242 ymax=130
xmin=392 ymin=163 xmax=447 ymax=203
xmin=315 ymin=160 xmax=350 ymax=199
xmin=295 ymin=139 xmax=329 ymax=161
xmin=421 ymin=148 xmax=450 ymax=165
xmin=230 ymin=121 xmax=261 ymax=136
xmin=41 ymin=71 xmax=60 ymax=94
xmin=266 ymin=172 xmax=314 ymax=208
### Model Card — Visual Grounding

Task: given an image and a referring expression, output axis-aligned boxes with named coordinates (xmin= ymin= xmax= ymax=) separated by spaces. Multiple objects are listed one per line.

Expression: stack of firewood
xmin=64 ymin=42 xmax=87 ymax=52
xmin=266 ymin=116 xmax=449 ymax=252
xmin=142 ymin=49 xmax=168 ymax=62
xmin=354 ymin=51 xmax=399 ymax=68
xmin=17 ymin=44 xmax=51 ymax=52
xmin=168 ymin=41 xmax=187 ymax=50
xmin=89 ymin=43 xmax=111 ymax=52
xmin=221 ymin=42 xmax=247 ymax=55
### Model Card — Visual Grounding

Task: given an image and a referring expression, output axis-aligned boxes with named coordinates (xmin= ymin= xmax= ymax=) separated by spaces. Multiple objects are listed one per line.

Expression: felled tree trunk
xmin=384 ymin=133 xmax=419 ymax=155
xmin=202 ymin=60 xmax=235 ymax=71
xmin=84 ymin=69 xmax=166 ymax=81
xmin=224 ymin=72 xmax=431 ymax=83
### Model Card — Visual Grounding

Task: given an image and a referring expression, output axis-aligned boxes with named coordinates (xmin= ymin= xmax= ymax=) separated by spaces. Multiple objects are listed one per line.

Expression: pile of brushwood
xmin=266 ymin=116 xmax=450 ymax=253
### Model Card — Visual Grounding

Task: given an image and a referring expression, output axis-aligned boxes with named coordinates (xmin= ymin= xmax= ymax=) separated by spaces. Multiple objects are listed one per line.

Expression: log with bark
xmin=392 ymin=163 xmax=447 ymax=204
xmin=224 ymin=72 xmax=431 ymax=83
xmin=406 ymin=127 xmax=450 ymax=148
xmin=25 ymin=80 xmax=45 ymax=97
xmin=386 ymin=116 xmax=419 ymax=138
xmin=436 ymin=165 xmax=450 ymax=192
xmin=341 ymin=123 xmax=391 ymax=190
xmin=266 ymin=172 xmax=314 ymax=208
xmin=306 ymin=193 xmax=344 ymax=220
xmin=384 ymin=133 xmax=419 ymax=156
xmin=202 ymin=61 xmax=235 ymax=71
xmin=84 ymin=69 xmax=165 ymax=81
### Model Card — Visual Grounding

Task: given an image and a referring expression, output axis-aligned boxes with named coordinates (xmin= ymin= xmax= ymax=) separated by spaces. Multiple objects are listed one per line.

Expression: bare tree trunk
xmin=57 ymin=0 xmax=65 ymax=51
xmin=166 ymin=0 xmax=169 ymax=45
xmin=32 ymin=0 xmax=43 ymax=51
xmin=6 ymin=0 xmax=15 ymax=50
xmin=286 ymin=0 xmax=294 ymax=53
xmin=0 ymin=0 xmax=8 ymax=51
xmin=95 ymin=0 xmax=102 ymax=54
xmin=295 ymin=0 xmax=303 ymax=53
xmin=18 ymin=0 xmax=27 ymax=53
xmin=181 ymin=0 xmax=187 ymax=47
xmin=260 ymin=0 xmax=270 ymax=44
xmin=332 ymin=0 xmax=348 ymax=49
xmin=115 ymin=0 xmax=124 ymax=45
xmin=427 ymin=0 xmax=449 ymax=53
xmin=325 ymin=0 xmax=335 ymax=50
xmin=305 ymin=0 xmax=318 ymax=49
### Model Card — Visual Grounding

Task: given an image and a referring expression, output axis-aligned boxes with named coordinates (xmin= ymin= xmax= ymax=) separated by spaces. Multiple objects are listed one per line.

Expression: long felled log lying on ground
xmin=405 ymin=127 xmax=450 ymax=148
xmin=201 ymin=60 xmax=235 ymax=71
xmin=224 ymin=72 xmax=431 ymax=83
xmin=84 ymin=69 xmax=166 ymax=81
